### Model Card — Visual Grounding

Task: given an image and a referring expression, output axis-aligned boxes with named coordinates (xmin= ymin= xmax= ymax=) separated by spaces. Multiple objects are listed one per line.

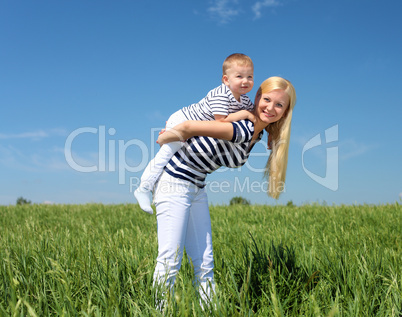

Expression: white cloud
xmin=293 ymin=133 xmax=374 ymax=162
xmin=0 ymin=144 xmax=71 ymax=172
xmin=0 ymin=128 xmax=67 ymax=140
xmin=207 ymin=0 xmax=240 ymax=24
xmin=205 ymin=0 xmax=283 ymax=23
xmin=0 ymin=129 xmax=71 ymax=171
xmin=0 ymin=130 xmax=48 ymax=140
xmin=145 ymin=110 xmax=169 ymax=123
xmin=0 ymin=145 xmax=38 ymax=172
xmin=252 ymin=0 xmax=281 ymax=20
xmin=338 ymin=139 xmax=375 ymax=161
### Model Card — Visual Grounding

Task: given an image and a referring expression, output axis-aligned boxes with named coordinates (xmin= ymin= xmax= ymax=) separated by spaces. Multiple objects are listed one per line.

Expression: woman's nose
xmin=266 ymin=102 xmax=274 ymax=112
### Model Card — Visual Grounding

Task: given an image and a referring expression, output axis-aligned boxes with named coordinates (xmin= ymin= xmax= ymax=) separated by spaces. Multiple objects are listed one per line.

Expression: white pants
xmin=153 ymin=172 xmax=215 ymax=303
xmin=140 ymin=110 xmax=188 ymax=191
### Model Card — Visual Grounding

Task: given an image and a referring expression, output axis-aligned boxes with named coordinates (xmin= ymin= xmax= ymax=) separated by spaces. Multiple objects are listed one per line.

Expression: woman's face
xmin=255 ymin=89 xmax=289 ymax=125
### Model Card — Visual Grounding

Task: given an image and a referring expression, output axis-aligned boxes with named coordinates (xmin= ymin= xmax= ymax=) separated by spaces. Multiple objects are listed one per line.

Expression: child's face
xmin=223 ymin=64 xmax=254 ymax=100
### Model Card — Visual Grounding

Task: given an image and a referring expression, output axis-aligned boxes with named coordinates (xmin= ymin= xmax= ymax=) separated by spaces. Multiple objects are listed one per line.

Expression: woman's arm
xmin=157 ymin=120 xmax=234 ymax=145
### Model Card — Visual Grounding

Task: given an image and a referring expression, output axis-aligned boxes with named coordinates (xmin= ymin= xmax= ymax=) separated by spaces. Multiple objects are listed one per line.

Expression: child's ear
xmin=222 ymin=75 xmax=229 ymax=85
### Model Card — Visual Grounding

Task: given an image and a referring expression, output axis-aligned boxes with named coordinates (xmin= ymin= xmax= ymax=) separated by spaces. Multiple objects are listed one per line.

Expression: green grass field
xmin=0 ymin=203 xmax=401 ymax=316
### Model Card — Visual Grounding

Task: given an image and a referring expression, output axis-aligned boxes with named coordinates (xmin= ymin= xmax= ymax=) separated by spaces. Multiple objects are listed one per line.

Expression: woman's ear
xmin=282 ymin=107 xmax=290 ymax=119
xmin=254 ymin=93 xmax=261 ymax=105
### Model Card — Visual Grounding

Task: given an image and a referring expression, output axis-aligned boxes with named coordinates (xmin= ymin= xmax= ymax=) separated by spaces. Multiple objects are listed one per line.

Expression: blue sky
xmin=1 ymin=0 xmax=401 ymax=206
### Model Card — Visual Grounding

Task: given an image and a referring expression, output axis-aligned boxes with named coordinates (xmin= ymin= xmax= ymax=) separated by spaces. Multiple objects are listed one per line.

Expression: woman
xmin=153 ymin=76 xmax=296 ymax=304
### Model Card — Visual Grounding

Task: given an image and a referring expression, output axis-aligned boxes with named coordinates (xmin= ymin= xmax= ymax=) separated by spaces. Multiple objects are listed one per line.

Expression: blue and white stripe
xmin=164 ymin=120 xmax=263 ymax=188
xmin=180 ymin=84 xmax=254 ymax=121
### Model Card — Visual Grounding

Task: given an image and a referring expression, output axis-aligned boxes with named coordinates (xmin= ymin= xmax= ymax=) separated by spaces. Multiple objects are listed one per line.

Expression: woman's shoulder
xmin=233 ymin=119 xmax=264 ymax=142
xmin=233 ymin=119 xmax=255 ymax=131
xmin=231 ymin=119 xmax=256 ymax=143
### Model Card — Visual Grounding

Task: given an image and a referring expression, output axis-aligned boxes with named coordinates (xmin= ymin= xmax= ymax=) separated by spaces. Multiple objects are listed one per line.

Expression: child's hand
xmin=247 ymin=112 xmax=256 ymax=123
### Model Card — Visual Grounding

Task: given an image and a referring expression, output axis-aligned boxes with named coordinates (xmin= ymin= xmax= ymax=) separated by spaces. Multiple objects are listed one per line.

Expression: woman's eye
xmin=276 ymin=103 xmax=283 ymax=108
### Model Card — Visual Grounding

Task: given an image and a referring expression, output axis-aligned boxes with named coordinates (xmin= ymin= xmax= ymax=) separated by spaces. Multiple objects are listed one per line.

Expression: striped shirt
xmin=164 ymin=120 xmax=263 ymax=188
xmin=180 ymin=84 xmax=254 ymax=121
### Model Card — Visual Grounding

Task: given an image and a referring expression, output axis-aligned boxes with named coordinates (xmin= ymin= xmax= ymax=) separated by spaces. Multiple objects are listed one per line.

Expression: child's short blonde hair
xmin=222 ymin=53 xmax=254 ymax=75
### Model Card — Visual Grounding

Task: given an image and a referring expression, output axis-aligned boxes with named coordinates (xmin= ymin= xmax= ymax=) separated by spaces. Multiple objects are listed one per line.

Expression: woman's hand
xmin=267 ymin=133 xmax=272 ymax=150
xmin=156 ymin=129 xmax=166 ymax=146
xmin=157 ymin=122 xmax=189 ymax=145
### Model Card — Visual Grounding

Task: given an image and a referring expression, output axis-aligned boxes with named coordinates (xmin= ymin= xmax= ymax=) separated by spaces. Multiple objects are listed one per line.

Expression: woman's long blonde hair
xmin=257 ymin=76 xmax=297 ymax=199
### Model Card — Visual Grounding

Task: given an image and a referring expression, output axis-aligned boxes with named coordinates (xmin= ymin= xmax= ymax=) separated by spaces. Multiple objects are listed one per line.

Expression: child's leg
xmin=134 ymin=110 xmax=187 ymax=213
xmin=139 ymin=142 xmax=182 ymax=191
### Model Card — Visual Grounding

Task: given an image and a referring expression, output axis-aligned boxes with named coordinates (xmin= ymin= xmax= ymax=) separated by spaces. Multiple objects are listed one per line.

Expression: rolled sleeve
xmin=231 ymin=120 xmax=254 ymax=143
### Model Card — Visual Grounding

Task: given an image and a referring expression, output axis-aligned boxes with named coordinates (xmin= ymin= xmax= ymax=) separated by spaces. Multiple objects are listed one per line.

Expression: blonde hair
xmin=257 ymin=76 xmax=297 ymax=199
xmin=222 ymin=53 xmax=253 ymax=76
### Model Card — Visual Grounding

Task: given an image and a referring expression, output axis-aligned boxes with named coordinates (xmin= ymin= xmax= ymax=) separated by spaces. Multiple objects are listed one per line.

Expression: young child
xmin=134 ymin=53 xmax=255 ymax=214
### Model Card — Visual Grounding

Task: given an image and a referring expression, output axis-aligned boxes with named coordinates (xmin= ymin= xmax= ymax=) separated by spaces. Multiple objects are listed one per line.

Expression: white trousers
xmin=140 ymin=110 xmax=188 ymax=191
xmin=153 ymin=172 xmax=215 ymax=302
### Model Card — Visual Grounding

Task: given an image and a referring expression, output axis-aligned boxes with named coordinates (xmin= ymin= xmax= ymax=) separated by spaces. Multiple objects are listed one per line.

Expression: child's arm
xmin=215 ymin=110 xmax=256 ymax=123
xmin=214 ymin=114 xmax=227 ymax=121
xmin=157 ymin=120 xmax=234 ymax=145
